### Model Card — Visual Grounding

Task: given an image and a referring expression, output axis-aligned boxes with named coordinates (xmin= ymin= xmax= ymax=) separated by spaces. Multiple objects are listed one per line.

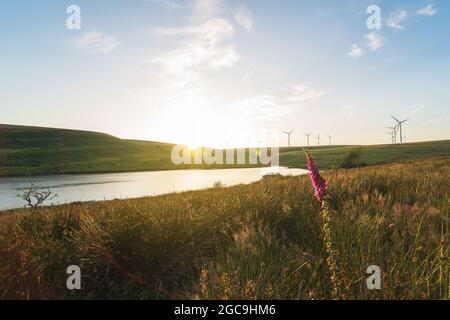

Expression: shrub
xmin=332 ymin=148 xmax=367 ymax=169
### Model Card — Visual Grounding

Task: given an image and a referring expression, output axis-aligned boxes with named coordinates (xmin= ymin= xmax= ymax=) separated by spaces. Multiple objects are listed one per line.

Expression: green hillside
xmin=0 ymin=124 xmax=177 ymax=176
xmin=279 ymin=140 xmax=450 ymax=169
xmin=0 ymin=124 xmax=449 ymax=176
xmin=0 ymin=124 xmax=264 ymax=176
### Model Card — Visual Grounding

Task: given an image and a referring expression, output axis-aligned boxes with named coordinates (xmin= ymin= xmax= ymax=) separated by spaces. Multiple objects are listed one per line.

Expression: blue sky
xmin=1 ymin=0 xmax=449 ymax=147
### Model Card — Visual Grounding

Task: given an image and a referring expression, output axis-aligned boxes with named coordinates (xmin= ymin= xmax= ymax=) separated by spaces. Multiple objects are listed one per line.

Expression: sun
xmin=187 ymin=142 xmax=200 ymax=151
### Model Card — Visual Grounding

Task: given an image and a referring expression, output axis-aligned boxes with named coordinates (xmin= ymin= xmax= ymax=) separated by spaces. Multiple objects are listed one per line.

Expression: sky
xmin=1 ymin=0 xmax=449 ymax=148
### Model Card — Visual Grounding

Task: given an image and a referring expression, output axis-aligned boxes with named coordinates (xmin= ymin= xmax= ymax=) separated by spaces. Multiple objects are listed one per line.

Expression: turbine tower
xmin=316 ymin=134 xmax=320 ymax=146
xmin=391 ymin=115 xmax=409 ymax=145
xmin=328 ymin=135 xmax=333 ymax=146
xmin=386 ymin=126 xmax=398 ymax=144
xmin=386 ymin=131 xmax=395 ymax=144
xmin=304 ymin=133 xmax=312 ymax=147
xmin=282 ymin=130 xmax=294 ymax=148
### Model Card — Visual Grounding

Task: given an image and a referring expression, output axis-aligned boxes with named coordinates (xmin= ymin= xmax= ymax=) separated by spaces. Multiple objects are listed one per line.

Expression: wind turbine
xmin=328 ymin=135 xmax=333 ymax=146
xmin=304 ymin=133 xmax=312 ymax=147
xmin=282 ymin=130 xmax=294 ymax=148
xmin=386 ymin=126 xmax=398 ymax=144
xmin=391 ymin=115 xmax=409 ymax=145
xmin=316 ymin=134 xmax=320 ymax=146
xmin=386 ymin=131 xmax=395 ymax=144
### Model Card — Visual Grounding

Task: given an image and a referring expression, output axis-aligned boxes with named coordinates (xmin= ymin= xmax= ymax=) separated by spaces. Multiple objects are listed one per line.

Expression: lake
xmin=0 ymin=167 xmax=308 ymax=211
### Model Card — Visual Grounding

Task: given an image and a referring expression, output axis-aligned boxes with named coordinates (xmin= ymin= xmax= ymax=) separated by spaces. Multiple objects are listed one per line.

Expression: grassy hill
xmin=0 ymin=124 xmax=180 ymax=176
xmin=1 ymin=157 xmax=448 ymax=299
xmin=1 ymin=124 xmax=449 ymax=176
xmin=279 ymin=140 xmax=450 ymax=169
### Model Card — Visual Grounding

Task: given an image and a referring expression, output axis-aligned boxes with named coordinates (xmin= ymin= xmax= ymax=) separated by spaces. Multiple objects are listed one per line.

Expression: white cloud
xmin=417 ymin=5 xmax=437 ymax=17
xmin=151 ymin=0 xmax=257 ymax=77
xmin=421 ymin=116 xmax=450 ymax=126
xmin=153 ymin=18 xmax=239 ymax=74
xmin=155 ymin=18 xmax=235 ymax=45
xmin=407 ymin=104 xmax=426 ymax=117
xmin=231 ymin=85 xmax=325 ymax=122
xmin=73 ymin=31 xmax=119 ymax=53
xmin=137 ymin=0 xmax=311 ymax=143
xmin=366 ymin=32 xmax=385 ymax=51
xmin=281 ymin=85 xmax=325 ymax=104
xmin=387 ymin=10 xmax=407 ymax=29
xmin=191 ymin=0 xmax=223 ymax=22
xmin=233 ymin=4 xmax=253 ymax=32
xmin=348 ymin=43 xmax=363 ymax=58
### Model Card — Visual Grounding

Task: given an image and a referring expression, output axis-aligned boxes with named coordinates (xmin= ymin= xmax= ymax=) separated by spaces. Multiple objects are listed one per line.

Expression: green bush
xmin=332 ymin=148 xmax=367 ymax=169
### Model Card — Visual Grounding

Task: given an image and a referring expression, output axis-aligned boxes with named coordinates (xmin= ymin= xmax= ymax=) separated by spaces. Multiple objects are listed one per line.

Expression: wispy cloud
xmin=421 ymin=117 xmax=450 ymax=126
xmin=366 ymin=32 xmax=385 ymax=51
xmin=145 ymin=1 xmax=324 ymax=131
xmin=231 ymin=85 xmax=325 ymax=122
xmin=282 ymin=85 xmax=325 ymax=103
xmin=153 ymin=18 xmax=239 ymax=74
xmin=387 ymin=10 xmax=407 ymax=29
xmin=136 ymin=0 xmax=247 ymax=120
xmin=155 ymin=17 xmax=235 ymax=44
xmin=407 ymin=104 xmax=426 ymax=117
xmin=233 ymin=4 xmax=253 ymax=32
xmin=417 ymin=5 xmax=437 ymax=17
xmin=72 ymin=31 xmax=119 ymax=53
xmin=348 ymin=43 xmax=363 ymax=58
xmin=190 ymin=0 xmax=223 ymax=22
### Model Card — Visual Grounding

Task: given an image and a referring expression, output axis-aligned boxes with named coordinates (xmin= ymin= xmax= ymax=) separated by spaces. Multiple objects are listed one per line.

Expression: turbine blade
xmin=391 ymin=115 xmax=400 ymax=123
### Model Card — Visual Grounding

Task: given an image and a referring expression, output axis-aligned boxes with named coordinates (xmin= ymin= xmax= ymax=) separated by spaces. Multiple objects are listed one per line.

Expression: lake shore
xmin=0 ymin=167 xmax=308 ymax=211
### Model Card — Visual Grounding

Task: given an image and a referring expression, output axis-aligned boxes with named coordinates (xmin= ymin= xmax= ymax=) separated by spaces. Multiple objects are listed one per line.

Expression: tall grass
xmin=0 ymin=157 xmax=448 ymax=299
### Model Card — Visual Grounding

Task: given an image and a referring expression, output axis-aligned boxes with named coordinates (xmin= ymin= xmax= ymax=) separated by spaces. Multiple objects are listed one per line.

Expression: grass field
xmin=0 ymin=157 xmax=448 ymax=299
xmin=279 ymin=140 xmax=450 ymax=169
xmin=1 ymin=124 xmax=449 ymax=176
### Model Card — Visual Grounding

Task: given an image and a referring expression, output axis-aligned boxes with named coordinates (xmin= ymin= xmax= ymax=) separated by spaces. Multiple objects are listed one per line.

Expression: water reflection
xmin=0 ymin=167 xmax=307 ymax=211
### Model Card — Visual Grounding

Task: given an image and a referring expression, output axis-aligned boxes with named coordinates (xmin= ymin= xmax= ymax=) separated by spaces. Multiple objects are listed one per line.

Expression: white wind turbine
xmin=386 ymin=125 xmax=398 ymax=144
xmin=391 ymin=115 xmax=409 ymax=145
xmin=304 ymin=133 xmax=312 ymax=147
xmin=386 ymin=131 xmax=395 ymax=144
xmin=282 ymin=130 xmax=294 ymax=148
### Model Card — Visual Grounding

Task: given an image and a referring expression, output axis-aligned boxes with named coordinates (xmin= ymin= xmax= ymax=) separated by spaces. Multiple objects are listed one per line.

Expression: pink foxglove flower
xmin=305 ymin=150 xmax=328 ymax=203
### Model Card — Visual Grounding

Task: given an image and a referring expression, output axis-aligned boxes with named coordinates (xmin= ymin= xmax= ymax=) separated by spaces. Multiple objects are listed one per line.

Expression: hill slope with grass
xmin=1 ymin=124 xmax=449 ymax=176
xmin=0 ymin=124 xmax=178 ymax=176
xmin=0 ymin=124 xmax=268 ymax=176
xmin=0 ymin=157 xmax=448 ymax=299
xmin=279 ymin=139 xmax=450 ymax=169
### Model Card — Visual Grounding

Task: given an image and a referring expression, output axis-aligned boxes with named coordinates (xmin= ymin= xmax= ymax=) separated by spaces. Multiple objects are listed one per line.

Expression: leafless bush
xmin=19 ymin=174 xmax=57 ymax=208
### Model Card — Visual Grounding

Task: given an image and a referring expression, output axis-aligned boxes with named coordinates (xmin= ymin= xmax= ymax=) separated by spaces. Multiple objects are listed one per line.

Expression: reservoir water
xmin=0 ymin=167 xmax=308 ymax=211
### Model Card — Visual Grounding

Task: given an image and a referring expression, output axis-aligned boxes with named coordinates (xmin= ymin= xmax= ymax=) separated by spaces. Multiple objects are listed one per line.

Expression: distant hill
xmin=0 ymin=124 xmax=177 ymax=176
xmin=0 ymin=124 xmax=265 ymax=176
xmin=279 ymin=140 xmax=450 ymax=169
xmin=0 ymin=124 xmax=449 ymax=176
